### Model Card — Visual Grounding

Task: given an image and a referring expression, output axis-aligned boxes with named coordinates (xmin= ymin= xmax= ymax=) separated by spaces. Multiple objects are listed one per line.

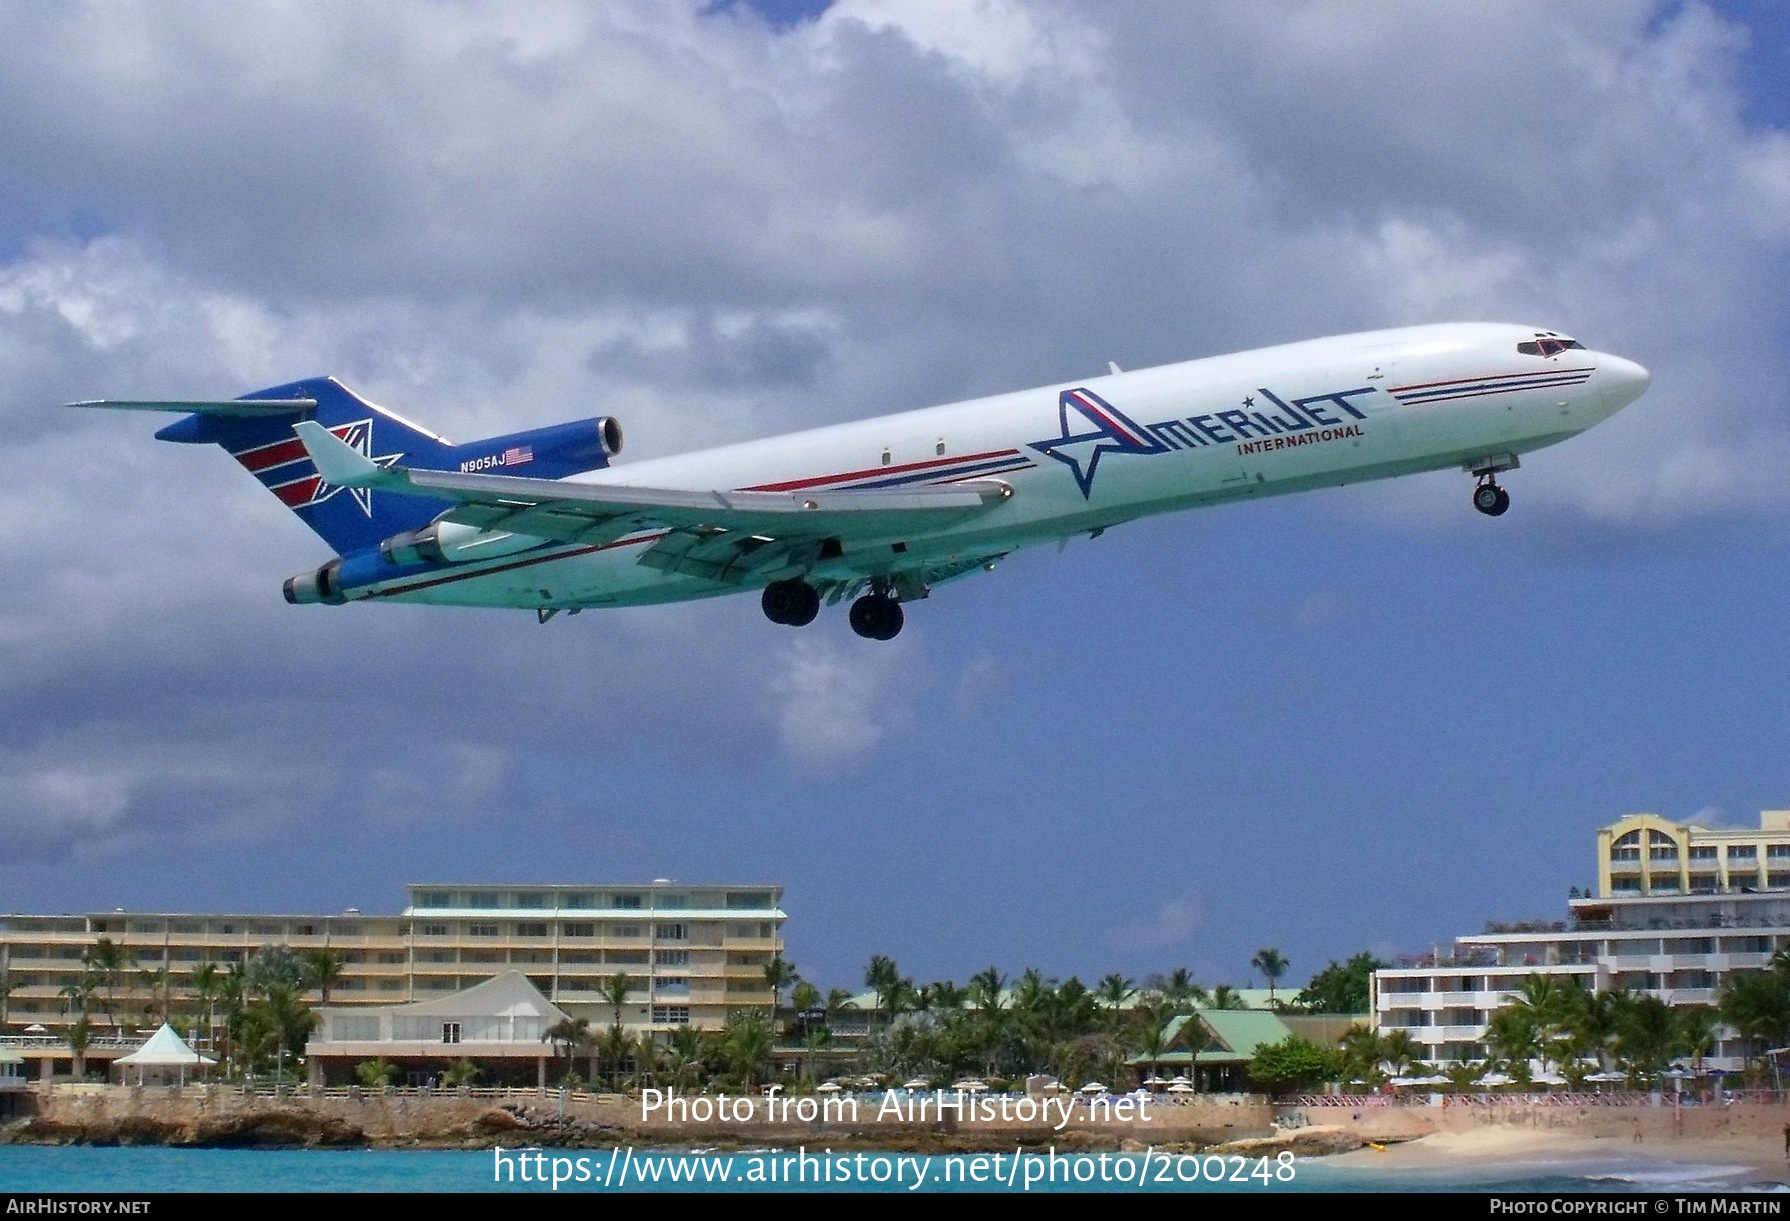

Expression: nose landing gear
xmin=1466 ymin=454 xmax=1518 ymax=517
xmin=1472 ymin=478 xmax=1510 ymax=517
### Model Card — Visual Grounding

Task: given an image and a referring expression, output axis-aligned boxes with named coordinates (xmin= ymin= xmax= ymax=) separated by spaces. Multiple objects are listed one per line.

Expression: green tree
xmin=1247 ymin=1036 xmax=1343 ymax=1095
xmin=1339 ymin=1025 xmax=1388 ymax=1086
xmin=764 ymin=957 xmax=797 ymax=1023
xmin=441 ymin=1057 xmax=483 ymax=1088
xmin=722 ymin=1009 xmax=774 ymax=1087
xmin=1609 ymin=992 xmax=1678 ymax=1088
xmin=301 ymin=948 xmax=347 ymax=1006
xmin=542 ymin=1016 xmax=591 ymax=1084
xmin=1485 ymin=1007 xmax=1540 ymax=1086
xmin=355 ymin=1058 xmax=397 ymax=1088
xmin=1250 ymin=949 xmax=1289 ymax=1006
xmin=1096 ymin=974 xmax=1136 ymax=1015
xmin=1720 ymin=967 xmax=1790 ymax=1066
xmin=601 ymin=974 xmax=633 ymax=1030
xmin=1163 ymin=968 xmax=1207 ymax=1010
xmin=65 ymin=1016 xmax=92 ymax=1080
xmin=865 ymin=956 xmax=902 ymax=1027
xmin=83 ymin=938 xmax=132 ymax=1034
xmin=190 ymin=964 xmax=223 ymax=1052
xmin=1442 ymin=1058 xmax=1490 ymax=1091
xmin=1293 ymin=953 xmax=1386 ymax=1014
xmin=1209 ymin=984 xmax=1246 ymax=1010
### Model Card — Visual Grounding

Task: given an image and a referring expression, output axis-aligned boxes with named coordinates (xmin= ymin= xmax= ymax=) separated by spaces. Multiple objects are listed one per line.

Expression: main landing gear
xmin=760 ymin=577 xmax=905 ymax=640
xmin=1472 ymin=477 xmax=1511 ymax=517
xmin=761 ymin=578 xmax=820 ymax=627
xmin=848 ymin=591 xmax=904 ymax=641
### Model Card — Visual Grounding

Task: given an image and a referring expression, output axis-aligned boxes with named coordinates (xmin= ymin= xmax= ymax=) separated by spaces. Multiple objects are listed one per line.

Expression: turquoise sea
xmin=0 ymin=1145 xmax=1782 ymax=1193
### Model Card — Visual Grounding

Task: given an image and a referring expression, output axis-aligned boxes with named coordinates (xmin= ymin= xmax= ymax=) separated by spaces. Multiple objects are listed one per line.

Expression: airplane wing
xmin=292 ymin=421 xmax=1012 ymax=573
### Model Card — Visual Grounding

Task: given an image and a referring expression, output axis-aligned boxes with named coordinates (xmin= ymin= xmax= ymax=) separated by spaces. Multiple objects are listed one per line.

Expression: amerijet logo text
xmin=1030 ymin=385 xmax=1379 ymax=497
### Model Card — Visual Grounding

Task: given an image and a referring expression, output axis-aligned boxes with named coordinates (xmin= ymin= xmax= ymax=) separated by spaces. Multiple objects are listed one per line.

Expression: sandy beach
xmin=1329 ymin=1125 xmax=1790 ymax=1189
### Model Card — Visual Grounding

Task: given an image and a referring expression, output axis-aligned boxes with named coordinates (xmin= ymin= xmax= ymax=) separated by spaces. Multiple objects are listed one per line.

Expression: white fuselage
xmin=354 ymin=322 xmax=1650 ymax=610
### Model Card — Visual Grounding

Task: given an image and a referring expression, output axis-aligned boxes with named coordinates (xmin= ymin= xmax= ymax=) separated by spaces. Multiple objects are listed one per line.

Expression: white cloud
xmin=3 ymin=0 xmax=1790 ymax=861
xmin=1103 ymin=897 xmax=1202 ymax=954
xmin=768 ymin=635 xmax=913 ymax=764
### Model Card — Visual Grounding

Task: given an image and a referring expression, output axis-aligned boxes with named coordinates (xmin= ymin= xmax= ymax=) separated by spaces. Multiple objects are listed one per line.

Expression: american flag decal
xmin=503 ymin=445 xmax=533 ymax=465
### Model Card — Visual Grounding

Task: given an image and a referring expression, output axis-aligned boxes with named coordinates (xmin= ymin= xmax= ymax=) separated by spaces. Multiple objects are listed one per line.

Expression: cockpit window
xmin=1517 ymin=336 xmax=1586 ymax=357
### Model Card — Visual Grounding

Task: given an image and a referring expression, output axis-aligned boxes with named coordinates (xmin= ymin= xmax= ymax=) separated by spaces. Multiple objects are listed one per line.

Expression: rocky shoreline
xmin=1 ymin=1090 xmax=1288 ymax=1155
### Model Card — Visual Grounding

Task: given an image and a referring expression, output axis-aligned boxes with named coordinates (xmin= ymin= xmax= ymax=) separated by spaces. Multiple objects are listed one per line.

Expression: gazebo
xmin=112 ymin=1024 xmax=216 ymax=1086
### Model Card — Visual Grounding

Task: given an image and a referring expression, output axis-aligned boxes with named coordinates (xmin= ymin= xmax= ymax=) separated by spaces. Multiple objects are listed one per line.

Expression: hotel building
xmin=0 ymin=881 xmax=784 ymax=1076
xmin=1371 ymin=811 xmax=1790 ymax=1072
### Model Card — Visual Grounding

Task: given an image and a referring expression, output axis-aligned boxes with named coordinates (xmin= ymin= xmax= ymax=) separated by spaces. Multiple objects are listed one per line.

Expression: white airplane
xmin=77 ymin=322 xmax=1649 ymax=640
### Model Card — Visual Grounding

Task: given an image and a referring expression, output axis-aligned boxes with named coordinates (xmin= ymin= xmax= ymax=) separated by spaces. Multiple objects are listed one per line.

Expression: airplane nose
xmin=1597 ymin=353 xmax=1652 ymax=412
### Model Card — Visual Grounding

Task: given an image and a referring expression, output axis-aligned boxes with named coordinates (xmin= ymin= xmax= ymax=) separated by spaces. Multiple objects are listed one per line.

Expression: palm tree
xmin=1442 ymin=1058 xmax=1490 ymax=1091
xmin=865 ymin=955 xmax=901 ymax=1027
xmin=441 ymin=1057 xmax=482 ymax=1088
xmin=301 ymin=948 xmax=347 ymax=1006
xmin=1486 ymin=1008 xmax=1540 ymax=1085
xmin=1340 ymin=1025 xmax=1388 ymax=1086
xmin=1676 ymin=1005 xmax=1719 ymax=1079
xmin=1095 ymin=974 xmax=1136 ymax=1023
xmin=1209 ymin=984 xmax=1246 ymax=1010
xmin=665 ymin=1025 xmax=707 ymax=1088
xmin=722 ymin=1009 xmax=774 ymax=1087
xmin=542 ymin=1016 xmax=590 ymax=1084
xmin=1251 ymin=949 xmax=1289 ymax=1006
xmin=764 ymin=955 xmax=797 ymax=1011
xmin=139 ymin=966 xmax=172 ymax=1025
xmin=83 ymin=938 xmax=132 ymax=1034
xmin=1163 ymin=968 xmax=1207 ymax=1011
xmin=189 ymin=963 xmax=222 ymax=1051
xmin=968 ymin=967 xmax=1006 ymax=1013
xmin=599 ymin=1023 xmax=632 ymax=1090
xmin=1720 ymin=968 xmax=1790 ymax=1067
xmin=601 ymin=973 xmax=632 ymax=1031
xmin=355 ymin=1058 xmax=397 ymax=1088
xmin=65 ymin=1017 xmax=92 ymax=1080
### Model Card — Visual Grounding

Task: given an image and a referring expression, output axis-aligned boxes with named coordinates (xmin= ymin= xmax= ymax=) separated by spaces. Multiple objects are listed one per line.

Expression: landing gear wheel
xmin=1473 ymin=481 xmax=1510 ymax=517
xmin=761 ymin=579 xmax=820 ymax=627
xmin=848 ymin=594 xmax=904 ymax=640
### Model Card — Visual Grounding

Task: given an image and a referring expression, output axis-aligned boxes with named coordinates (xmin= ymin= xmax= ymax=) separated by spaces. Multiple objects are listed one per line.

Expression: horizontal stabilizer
xmin=291 ymin=419 xmax=383 ymax=487
xmin=69 ymin=398 xmax=318 ymax=416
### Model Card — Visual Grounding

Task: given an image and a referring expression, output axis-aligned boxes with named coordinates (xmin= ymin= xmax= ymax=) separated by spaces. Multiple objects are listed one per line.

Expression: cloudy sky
xmin=4 ymin=0 xmax=1790 ymax=995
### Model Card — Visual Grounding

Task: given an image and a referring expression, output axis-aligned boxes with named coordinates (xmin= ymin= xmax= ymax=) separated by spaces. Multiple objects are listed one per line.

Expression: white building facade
xmin=1372 ymin=811 xmax=1790 ymax=1073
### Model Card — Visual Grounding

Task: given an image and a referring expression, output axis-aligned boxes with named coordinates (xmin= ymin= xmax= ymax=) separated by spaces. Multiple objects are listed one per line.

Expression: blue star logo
xmin=1027 ymin=388 xmax=1167 ymax=498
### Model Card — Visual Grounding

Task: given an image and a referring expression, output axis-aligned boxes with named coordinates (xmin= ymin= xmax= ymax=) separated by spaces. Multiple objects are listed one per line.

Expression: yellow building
xmin=1598 ymin=811 xmax=1790 ymax=897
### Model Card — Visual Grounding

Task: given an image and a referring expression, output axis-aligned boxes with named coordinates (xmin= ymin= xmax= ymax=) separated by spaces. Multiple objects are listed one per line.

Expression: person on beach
xmin=1781 ymin=1123 xmax=1789 ymax=1158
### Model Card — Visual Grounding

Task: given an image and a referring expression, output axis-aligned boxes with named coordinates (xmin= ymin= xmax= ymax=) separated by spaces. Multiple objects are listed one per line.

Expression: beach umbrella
xmin=1143 ymin=1076 xmax=1166 ymax=1087
xmin=901 ymin=1079 xmax=931 ymax=1091
xmin=1166 ymin=1083 xmax=1194 ymax=1094
xmin=23 ymin=1024 xmax=46 ymax=1035
xmin=1168 ymin=1075 xmax=1190 ymax=1085
xmin=949 ymin=1079 xmax=989 ymax=1092
xmin=1479 ymin=1072 xmax=1514 ymax=1087
xmin=816 ymin=1081 xmax=844 ymax=1093
xmin=1079 ymin=1081 xmax=1108 ymax=1094
xmin=1586 ymin=1070 xmax=1625 ymax=1083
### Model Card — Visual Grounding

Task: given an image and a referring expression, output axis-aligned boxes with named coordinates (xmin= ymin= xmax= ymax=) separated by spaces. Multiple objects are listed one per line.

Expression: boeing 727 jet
xmin=76 ymin=322 xmax=1650 ymax=640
